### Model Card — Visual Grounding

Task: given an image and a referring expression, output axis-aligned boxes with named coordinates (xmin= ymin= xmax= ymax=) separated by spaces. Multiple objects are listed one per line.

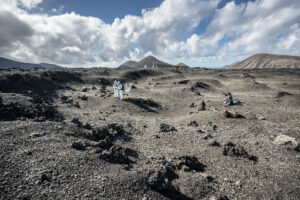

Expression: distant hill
xmin=118 ymin=60 xmax=138 ymax=69
xmin=223 ymin=53 xmax=300 ymax=69
xmin=0 ymin=57 xmax=64 ymax=69
xmin=39 ymin=63 xmax=65 ymax=69
xmin=134 ymin=55 xmax=172 ymax=68
xmin=176 ymin=63 xmax=190 ymax=68
xmin=118 ymin=56 xmax=191 ymax=69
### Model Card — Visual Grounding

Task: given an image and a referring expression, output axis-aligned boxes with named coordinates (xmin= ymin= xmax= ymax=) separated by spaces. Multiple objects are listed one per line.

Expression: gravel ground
xmin=0 ymin=68 xmax=299 ymax=200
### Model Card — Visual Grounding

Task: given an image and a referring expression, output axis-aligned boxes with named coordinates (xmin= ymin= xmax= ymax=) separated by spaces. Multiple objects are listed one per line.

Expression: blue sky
xmin=42 ymin=0 xmax=164 ymax=23
xmin=0 ymin=0 xmax=299 ymax=67
xmin=40 ymin=0 xmax=252 ymax=22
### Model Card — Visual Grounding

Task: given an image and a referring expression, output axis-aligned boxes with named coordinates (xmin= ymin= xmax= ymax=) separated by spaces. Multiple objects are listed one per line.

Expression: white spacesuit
xmin=113 ymin=80 xmax=119 ymax=97
xmin=119 ymin=82 xmax=124 ymax=100
xmin=125 ymin=82 xmax=132 ymax=97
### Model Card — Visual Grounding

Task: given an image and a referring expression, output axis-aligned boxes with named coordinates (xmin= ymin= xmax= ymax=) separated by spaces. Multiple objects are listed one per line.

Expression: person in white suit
xmin=125 ymin=82 xmax=132 ymax=98
xmin=119 ymin=81 xmax=124 ymax=100
xmin=113 ymin=80 xmax=119 ymax=98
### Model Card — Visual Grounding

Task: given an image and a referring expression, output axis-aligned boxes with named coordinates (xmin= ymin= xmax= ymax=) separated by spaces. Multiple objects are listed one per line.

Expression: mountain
xmin=133 ymin=55 xmax=173 ymax=68
xmin=117 ymin=60 xmax=138 ymax=69
xmin=223 ymin=53 xmax=300 ymax=69
xmin=176 ymin=63 xmax=190 ymax=68
xmin=0 ymin=57 xmax=64 ymax=69
xmin=39 ymin=63 xmax=65 ymax=69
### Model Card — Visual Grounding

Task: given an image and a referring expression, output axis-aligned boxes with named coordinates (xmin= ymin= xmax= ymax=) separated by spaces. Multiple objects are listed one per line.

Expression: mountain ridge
xmin=133 ymin=55 xmax=172 ymax=68
xmin=118 ymin=60 xmax=138 ymax=69
xmin=223 ymin=53 xmax=300 ymax=69
xmin=0 ymin=57 xmax=64 ymax=69
xmin=118 ymin=55 xmax=189 ymax=69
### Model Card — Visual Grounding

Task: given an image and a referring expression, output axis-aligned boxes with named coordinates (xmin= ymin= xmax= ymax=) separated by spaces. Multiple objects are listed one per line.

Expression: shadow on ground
xmin=124 ymin=98 xmax=161 ymax=113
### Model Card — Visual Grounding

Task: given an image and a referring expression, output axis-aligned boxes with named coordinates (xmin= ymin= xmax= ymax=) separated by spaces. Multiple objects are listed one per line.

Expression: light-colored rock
xmin=273 ymin=134 xmax=298 ymax=150
xmin=258 ymin=116 xmax=266 ymax=120
xmin=29 ymin=132 xmax=44 ymax=137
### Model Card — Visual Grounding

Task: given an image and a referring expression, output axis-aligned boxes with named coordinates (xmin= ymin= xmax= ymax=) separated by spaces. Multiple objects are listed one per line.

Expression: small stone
xmin=29 ymin=132 xmax=44 ymax=137
xmin=258 ymin=116 xmax=266 ymax=120
xmin=153 ymin=135 xmax=160 ymax=139
xmin=40 ymin=174 xmax=51 ymax=182
xmin=209 ymin=140 xmax=221 ymax=147
xmin=188 ymin=120 xmax=199 ymax=127
xmin=72 ymin=141 xmax=86 ymax=150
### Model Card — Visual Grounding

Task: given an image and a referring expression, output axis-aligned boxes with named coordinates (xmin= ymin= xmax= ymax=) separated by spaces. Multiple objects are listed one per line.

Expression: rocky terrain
xmin=223 ymin=53 xmax=300 ymax=69
xmin=0 ymin=67 xmax=299 ymax=200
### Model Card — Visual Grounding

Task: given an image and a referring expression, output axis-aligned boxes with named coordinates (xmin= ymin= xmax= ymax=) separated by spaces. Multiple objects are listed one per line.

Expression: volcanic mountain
xmin=177 ymin=63 xmax=190 ymax=68
xmin=117 ymin=60 xmax=138 ymax=69
xmin=0 ymin=57 xmax=64 ymax=69
xmin=118 ymin=56 xmax=175 ymax=69
xmin=134 ymin=55 xmax=174 ymax=68
xmin=223 ymin=53 xmax=300 ymax=69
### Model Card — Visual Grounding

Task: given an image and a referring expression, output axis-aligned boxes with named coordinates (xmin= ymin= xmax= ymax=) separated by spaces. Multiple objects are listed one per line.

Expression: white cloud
xmin=52 ymin=5 xmax=64 ymax=14
xmin=1 ymin=0 xmax=42 ymax=11
xmin=61 ymin=46 xmax=81 ymax=53
xmin=18 ymin=0 xmax=42 ymax=9
xmin=206 ymin=0 xmax=300 ymax=56
xmin=0 ymin=0 xmax=299 ymax=68
xmin=97 ymin=0 xmax=220 ymax=63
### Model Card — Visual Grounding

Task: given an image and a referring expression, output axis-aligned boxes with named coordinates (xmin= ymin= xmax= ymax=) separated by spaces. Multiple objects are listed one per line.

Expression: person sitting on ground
xmin=224 ymin=92 xmax=233 ymax=107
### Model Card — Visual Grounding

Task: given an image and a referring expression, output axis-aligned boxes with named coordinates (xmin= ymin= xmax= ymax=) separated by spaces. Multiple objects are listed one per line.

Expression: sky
xmin=0 ymin=0 xmax=299 ymax=68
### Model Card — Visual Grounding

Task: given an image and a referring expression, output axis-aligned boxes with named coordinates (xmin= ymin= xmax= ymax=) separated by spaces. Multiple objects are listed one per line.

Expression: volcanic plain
xmin=0 ymin=67 xmax=299 ymax=200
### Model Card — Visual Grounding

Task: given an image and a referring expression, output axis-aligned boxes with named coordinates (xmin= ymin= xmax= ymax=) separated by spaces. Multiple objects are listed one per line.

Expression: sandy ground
xmin=0 ymin=67 xmax=299 ymax=200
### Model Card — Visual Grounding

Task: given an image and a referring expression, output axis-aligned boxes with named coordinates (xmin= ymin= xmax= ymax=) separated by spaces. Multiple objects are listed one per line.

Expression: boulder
xmin=199 ymin=100 xmax=206 ymax=111
xmin=100 ymin=145 xmax=133 ymax=164
xmin=273 ymin=134 xmax=299 ymax=150
xmin=223 ymin=142 xmax=258 ymax=161
xmin=224 ymin=110 xmax=245 ymax=118
xmin=178 ymin=80 xmax=189 ymax=84
xmin=82 ymin=87 xmax=89 ymax=92
xmin=176 ymin=155 xmax=206 ymax=172
xmin=72 ymin=141 xmax=86 ymax=150
xmin=160 ymin=123 xmax=177 ymax=132
xmin=147 ymin=161 xmax=179 ymax=193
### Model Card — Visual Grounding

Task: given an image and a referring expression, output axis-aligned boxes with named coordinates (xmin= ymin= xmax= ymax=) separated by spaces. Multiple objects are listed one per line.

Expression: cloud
xmin=1 ymin=0 xmax=42 ymax=11
xmin=0 ymin=0 xmax=299 ymax=67
xmin=18 ymin=0 xmax=42 ymax=9
xmin=98 ymin=0 xmax=220 ymax=63
xmin=52 ymin=5 xmax=64 ymax=14
xmin=206 ymin=0 xmax=300 ymax=56
xmin=0 ymin=11 xmax=34 ymax=47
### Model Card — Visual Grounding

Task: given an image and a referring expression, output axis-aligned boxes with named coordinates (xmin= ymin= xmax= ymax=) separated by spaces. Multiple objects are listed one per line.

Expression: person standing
xmin=125 ymin=82 xmax=132 ymax=98
xmin=113 ymin=80 xmax=119 ymax=98
xmin=119 ymin=81 xmax=124 ymax=100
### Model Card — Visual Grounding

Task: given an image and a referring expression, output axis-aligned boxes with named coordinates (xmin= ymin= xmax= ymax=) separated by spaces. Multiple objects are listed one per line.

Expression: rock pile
xmin=223 ymin=142 xmax=258 ymax=161
xmin=160 ymin=123 xmax=177 ymax=132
